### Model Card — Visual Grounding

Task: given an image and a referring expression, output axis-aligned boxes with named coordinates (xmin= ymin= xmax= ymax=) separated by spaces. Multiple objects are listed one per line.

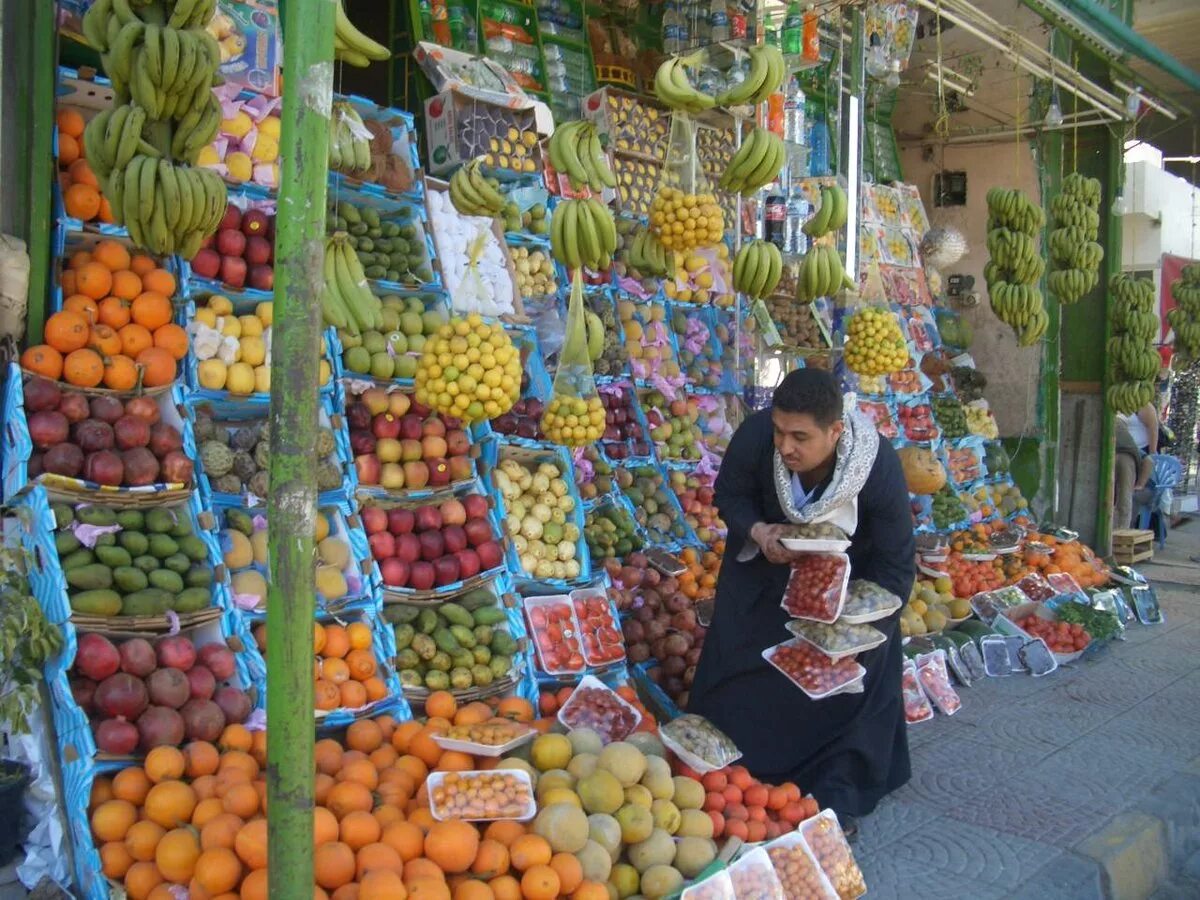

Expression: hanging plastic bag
xmin=453 ymin=230 xmax=493 ymax=314
xmin=649 ymin=113 xmax=725 ymax=253
xmin=541 ymin=271 xmax=605 ymax=446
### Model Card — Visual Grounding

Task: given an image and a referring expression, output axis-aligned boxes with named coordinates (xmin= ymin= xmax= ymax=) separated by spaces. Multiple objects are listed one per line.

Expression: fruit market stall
xmin=4 ymin=1 xmax=1179 ymax=897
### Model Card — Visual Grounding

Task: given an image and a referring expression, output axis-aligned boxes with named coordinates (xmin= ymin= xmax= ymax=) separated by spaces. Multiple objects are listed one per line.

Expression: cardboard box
xmin=209 ymin=0 xmax=282 ymax=97
xmin=424 ymin=90 xmax=550 ymax=177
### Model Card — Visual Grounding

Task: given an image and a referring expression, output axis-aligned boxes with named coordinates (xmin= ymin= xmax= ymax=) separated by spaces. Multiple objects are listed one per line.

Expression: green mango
xmin=471 ymin=605 xmax=506 ymax=626
xmin=112 ymin=566 xmax=149 ymax=593
xmin=95 ymin=545 xmax=132 ymax=568
xmin=61 ymin=549 xmax=95 ymax=571
xmin=147 ymin=534 xmax=179 ymax=559
xmin=382 ymin=604 xmax=420 ymax=625
xmin=173 ymin=588 xmax=210 ymax=612
xmin=471 ymin=664 xmax=494 ymax=686
xmin=55 ymin=532 xmax=81 ymax=556
xmin=451 ymin=649 xmax=475 ymax=670
xmin=70 ymin=589 xmax=122 ymax=616
xmin=225 ymin=509 xmax=255 ymax=536
xmin=177 ymin=535 xmax=209 ymax=563
xmin=428 ymin=651 xmax=452 ymax=673
xmin=119 ymin=589 xmax=171 ymax=616
xmin=162 ymin=553 xmax=191 ymax=575
xmin=148 ymin=569 xmax=184 ymax=593
xmin=438 ymin=602 xmax=473 ymax=628
xmin=416 ymin=609 xmax=439 ymax=635
xmin=448 ymin=624 xmax=477 ymax=649
xmin=394 ymin=648 xmax=420 ymax=670
xmin=473 ymin=625 xmax=494 ymax=646
xmin=75 ymin=506 xmax=117 ymax=527
xmin=424 ymin=670 xmax=449 ymax=690
xmin=133 ymin=554 xmax=159 ymax=573
xmin=393 ymin=623 xmax=414 ymax=650
xmin=115 ymin=509 xmax=145 ymax=530
xmin=433 ymin=628 xmax=461 ymax=655
xmin=185 ymin=565 xmax=213 ymax=588
xmin=411 ymin=633 xmax=437 ymax=661
xmin=66 ymin=564 xmax=113 ymax=590
xmin=170 ymin=515 xmax=192 ymax=539
xmin=472 ymin=645 xmax=492 ymax=665
xmin=93 ymin=532 xmax=116 ymax=547
xmin=50 ymin=503 xmax=75 ymax=529
xmin=118 ymin=531 xmax=149 ymax=556
xmin=144 ymin=508 xmax=177 ymax=534
xmin=490 ymin=629 xmax=517 ymax=656
xmin=489 ymin=655 xmax=512 ymax=679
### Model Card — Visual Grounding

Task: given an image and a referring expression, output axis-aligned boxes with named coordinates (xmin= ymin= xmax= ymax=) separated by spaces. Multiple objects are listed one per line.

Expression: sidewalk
xmin=856 ymin=520 xmax=1200 ymax=900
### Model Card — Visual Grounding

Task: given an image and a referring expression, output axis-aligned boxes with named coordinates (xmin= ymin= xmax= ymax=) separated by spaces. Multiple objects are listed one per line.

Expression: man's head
xmin=771 ymin=368 xmax=844 ymax=473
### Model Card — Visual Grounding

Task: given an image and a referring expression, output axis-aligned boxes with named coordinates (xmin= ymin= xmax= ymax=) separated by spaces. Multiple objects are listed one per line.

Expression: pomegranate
xmin=22 ymin=377 xmax=61 ymax=413
xmin=118 ymin=638 xmax=156 ymax=677
xmin=156 ymin=635 xmax=196 ymax=671
xmin=148 ymin=423 xmax=183 ymax=457
xmin=213 ymin=686 xmax=252 ymax=724
xmin=75 ymin=633 xmax=120 ymax=681
xmin=185 ymin=664 xmax=216 ymax=700
xmin=95 ymin=718 xmax=139 ymax=755
xmin=27 ymin=410 xmax=69 ymax=449
xmin=197 ymin=643 xmax=236 ymax=680
xmin=180 ymin=698 xmax=226 ymax=742
xmin=83 ymin=450 xmax=124 ymax=486
xmin=89 ymin=395 xmax=125 ymax=424
xmin=159 ymin=450 xmax=194 ymax=484
xmin=136 ymin=705 xmax=185 ymax=751
xmin=146 ymin=667 xmax=191 ymax=709
xmin=70 ymin=676 xmax=97 ymax=710
xmin=73 ymin=419 xmax=115 ymax=453
xmin=94 ymin=673 xmax=149 ymax=720
xmin=57 ymin=391 xmax=90 ymax=423
xmin=121 ymin=447 xmax=160 ymax=486
xmin=124 ymin=396 xmax=161 ymax=424
xmin=42 ymin=442 xmax=84 ymax=477
xmin=113 ymin=415 xmax=151 ymax=450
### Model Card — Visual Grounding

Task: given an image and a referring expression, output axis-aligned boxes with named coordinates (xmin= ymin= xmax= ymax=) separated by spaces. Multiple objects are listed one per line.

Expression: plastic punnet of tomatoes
xmin=914 ymin=649 xmax=962 ymax=715
xmin=570 ymin=586 xmax=626 ymax=667
xmin=1015 ymin=613 xmax=1091 ymax=656
xmin=901 ymin=659 xmax=934 ymax=724
xmin=765 ymin=828 xmax=839 ymax=900
xmin=799 ymin=809 xmax=867 ymax=900
xmin=680 ymin=870 xmax=735 ymax=900
xmin=557 ymin=673 xmax=642 ymax=742
xmin=522 ymin=594 xmax=585 ymax=675
xmin=780 ymin=553 xmax=851 ymax=623
xmin=763 ymin=636 xmax=866 ymax=700
xmin=728 ymin=847 xmax=785 ymax=900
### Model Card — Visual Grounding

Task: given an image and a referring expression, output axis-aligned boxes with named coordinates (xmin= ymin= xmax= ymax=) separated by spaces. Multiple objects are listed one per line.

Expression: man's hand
xmin=750 ymin=522 xmax=792 ymax=565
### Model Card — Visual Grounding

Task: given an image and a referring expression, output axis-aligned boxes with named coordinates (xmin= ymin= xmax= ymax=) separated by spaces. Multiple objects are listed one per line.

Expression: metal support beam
xmin=265 ymin=0 xmax=335 ymax=893
xmin=1095 ymin=131 xmax=1123 ymax=550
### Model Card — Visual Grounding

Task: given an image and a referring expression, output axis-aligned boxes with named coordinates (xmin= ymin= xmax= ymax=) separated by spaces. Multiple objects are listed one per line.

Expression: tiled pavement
xmin=857 ymin=522 xmax=1200 ymax=899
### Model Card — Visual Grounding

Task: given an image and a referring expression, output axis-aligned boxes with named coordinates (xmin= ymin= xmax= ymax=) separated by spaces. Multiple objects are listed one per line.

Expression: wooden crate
xmin=1112 ymin=529 xmax=1154 ymax=565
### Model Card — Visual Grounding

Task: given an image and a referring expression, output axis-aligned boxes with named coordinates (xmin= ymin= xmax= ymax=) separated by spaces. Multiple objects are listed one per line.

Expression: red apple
xmin=219 ymin=204 xmax=243 ymax=232
xmin=442 ymin=524 xmax=467 ymax=555
xmin=379 ymin=558 xmax=409 ymax=587
xmin=418 ymin=530 xmax=444 ymax=561
xmin=245 ymin=235 xmax=272 ymax=266
xmin=409 ymin=399 xmax=432 ymax=417
xmin=427 ymin=458 xmax=451 ymax=487
xmin=447 ymin=457 xmax=473 ymax=482
xmin=379 ymin=462 xmax=406 ymax=490
xmin=402 ymin=460 xmax=429 ymax=490
xmin=248 ymin=265 xmax=273 ymax=292
xmin=241 ymin=209 xmax=269 ymax=236
xmin=476 ymin=540 xmax=503 ymax=571
xmin=399 ymin=415 xmax=424 ymax=442
xmin=400 ymin=439 xmax=424 ymax=462
xmin=354 ymin=454 xmax=380 ymax=485
xmin=445 ymin=430 xmax=470 ymax=456
xmin=421 ymin=435 xmax=448 ymax=459
xmin=375 ymin=438 xmax=401 ymax=464
xmin=387 ymin=508 xmax=415 ymax=535
xmin=433 ymin=555 xmax=460 ymax=587
xmin=456 ymin=548 xmax=481 ymax=579
xmin=422 ymin=417 xmax=447 ymax=439
xmin=220 ymin=255 xmax=247 ymax=288
xmin=439 ymin=499 xmax=466 ymax=526
xmin=414 ymin=505 xmax=442 ymax=532
xmin=361 ymin=388 xmax=390 ymax=415
xmin=462 ymin=494 xmax=489 ymax=521
xmin=387 ymin=393 xmax=411 ymax=417
xmin=408 ymin=561 xmax=435 ymax=591
xmin=463 ymin=518 xmax=493 ymax=548
xmin=361 ymin=506 xmax=388 ymax=534
xmin=217 ymin=228 xmax=247 ymax=258
xmin=367 ymin=531 xmax=395 ymax=560
xmin=191 ymin=248 xmax=221 ymax=279
xmin=394 ymin=533 xmax=421 ymax=564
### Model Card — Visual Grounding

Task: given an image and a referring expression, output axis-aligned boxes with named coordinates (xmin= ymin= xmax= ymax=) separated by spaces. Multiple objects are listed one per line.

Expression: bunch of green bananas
xmin=984 ymin=187 xmax=1048 ymax=345
xmin=714 ymin=44 xmax=786 ymax=107
xmin=731 ymin=240 xmax=782 ymax=299
xmin=320 ymin=234 xmax=384 ymax=335
xmin=801 ymin=184 xmax=848 ymax=238
xmin=329 ymin=102 xmax=372 ymax=176
xmin=550 ymin=198 xmax=617 ymax=272
xmin=107 ymin=155 xmax=227 ymax=257
xmin=548 ymin=120 xmax=617 ymax=192
xmin=1167 ymin=264 xmax=1200 ymax=362
xmin=796 ymin=244 xmax=854 ymax=302
xmin=334 ymin=0 xmax=391 ymax=67
xmin=79 ymin=0 xmax=227 ymax=256
xmin=1108 ymin=273 xmax=1159 ymax=410
xmin=448 ymin=159 xmax=506 ymax=218
xmin=653 ymin=51 xmax=716 ymax=113
xmin=1047 ymin=173 xmax=1103 ymax=304
xmin=718 ymin=127 xmax=786 ymax=197
xmin=627 ymin=229 xmax=674 ymax=279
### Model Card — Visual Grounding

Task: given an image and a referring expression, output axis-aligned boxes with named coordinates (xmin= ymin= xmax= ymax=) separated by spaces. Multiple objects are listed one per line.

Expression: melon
xmin=898 ymin=446 xmax=947 ymax=494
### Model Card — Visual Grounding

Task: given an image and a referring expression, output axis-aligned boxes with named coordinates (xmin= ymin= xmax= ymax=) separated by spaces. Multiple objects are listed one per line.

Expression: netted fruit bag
xmin=541 ymin=271 xmax=606 ymax=446
xmin=649 ymin=113 xmax=725 ymax=253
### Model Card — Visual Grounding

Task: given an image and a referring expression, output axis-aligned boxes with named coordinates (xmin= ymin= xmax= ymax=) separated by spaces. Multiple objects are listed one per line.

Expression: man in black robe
xmin=688 ymin=368 xmax=915 ymax=835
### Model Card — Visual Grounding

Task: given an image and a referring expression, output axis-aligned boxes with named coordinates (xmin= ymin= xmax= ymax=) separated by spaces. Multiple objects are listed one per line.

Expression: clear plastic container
xmin=433 ymin=722 xmax=536 ymax=757
xmin=779 ymin=522 xmax=851 ymax=553
xmin=841 ymin=579 xmax=903 ymax=624
xmin=980 ymin=634 xmax=1013 ymax=677
xmin=681 ymin=869 xmax=735 ymax=900
xmin=799 ymin=810 xmax=868 ymax=899
xmin=781 ymin=553 xmax=851 ymax=623
xmin=785 ymin=620 xmax=887 ymax=659
xmin=659 ymin=714 xmax=742 ymax=774
xmin=522 ymin=594 xmax=585 ymax=676
xmin=970 ymin=585 xmax=1030 ymax=624
xmin=766 ymin=825 xmax=840 ymax=900
xmin=1015 ymin=573 xmax=1056 ymax=603
xmin=557 ymin=674 xmax=642 ymax=742
xmin=728 ymin=847 xmax=785 ymax=900
xmin=902 ymin=659 xmax=934 ymax=724
xmin=763 ymin=636 xmax=866 ymax=700
xmin=570 ymin=587 xmax=625 ymax=667
xmin=915 ymin=650 xmax=962 ymax=715
xmin=427 ymin=769 xmax=536 ymax=821
xmin=1018 ymin=638 xmax=1058 ymax=677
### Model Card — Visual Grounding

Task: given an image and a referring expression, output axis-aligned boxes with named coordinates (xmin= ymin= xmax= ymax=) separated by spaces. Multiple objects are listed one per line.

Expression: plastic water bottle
xmin=782 ymin=2 xmax=802 ymax=55
xmin=784 ymin=190 xmax=808 ymax=256
xmin=663 ymin=2 xmax=682 ymax=53
xmin=784 ymin=80 xmax=806 ymax=144
xmin=709 ymin=1 xmax=730 ymax=43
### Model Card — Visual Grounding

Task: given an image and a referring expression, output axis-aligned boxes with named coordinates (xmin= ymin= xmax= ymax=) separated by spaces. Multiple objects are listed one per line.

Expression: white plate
xmin=432 ymin=727 xmax=535 ymax=758
xmin=781 ymin=537 xmax=853 ymax=553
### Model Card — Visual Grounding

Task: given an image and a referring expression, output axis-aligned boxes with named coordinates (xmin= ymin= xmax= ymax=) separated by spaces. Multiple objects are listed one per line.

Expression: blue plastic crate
xmin=2 ymin=364 xmax=199 ymax=504
xmin=58 ymin=750 xmax=128 ymax=900
xmin=51 ymin=227 xmax=186 ymax=315
xmin=327 ymin=184 xmax=441 ymax=294
xmin=631 ymin=661 xmax=683 ymax=723
xmin=582 ymin=491 xmax=648 ymax=562
xmin=487 ymin=437 xmax=591 ymax=590
xmin=331 ymin=92 xmax=423 ymax=203
xmin=614 ymin=459 xmax=700 ymax=550
xmin=215 ymin=495 xmax=379 ymax=622
xmin=331 ymin=291 xmax=452 ymax=387
xmin=305 ymin=607 xmax=409 ymax=729
xmin=184 ymin=391 xmax=354 ymax=508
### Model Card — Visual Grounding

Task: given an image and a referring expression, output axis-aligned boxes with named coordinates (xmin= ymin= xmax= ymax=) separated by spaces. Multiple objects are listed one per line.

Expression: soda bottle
xmin=764 ymin=188 xmax=787 ymax=250
xmin=782 ymin=2 xmax=802 ymax=56
xmin=767 ymin=91 xmax=784 ymax=138
xmin=803 ymin=5 xmax=820 ymax=61
xmin=431 ymin=0 xmax=450 ymax=46
xmin=418 ymin=0 xmax=433 ymax=40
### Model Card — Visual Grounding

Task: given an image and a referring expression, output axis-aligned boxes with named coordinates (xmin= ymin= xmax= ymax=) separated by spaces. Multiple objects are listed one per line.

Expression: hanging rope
xmin=1013 ymin=43 xmax=1021 ymax=178
xmin=933 ymin=0 xmax=949 ymax=141
xmin=1072 ymin=49 xmax=1079 ymax=171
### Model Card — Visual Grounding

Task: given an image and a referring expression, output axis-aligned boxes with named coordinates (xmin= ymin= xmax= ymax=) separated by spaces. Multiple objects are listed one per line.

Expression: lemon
xmin=225 ymin=151 xmax=253 ymax=183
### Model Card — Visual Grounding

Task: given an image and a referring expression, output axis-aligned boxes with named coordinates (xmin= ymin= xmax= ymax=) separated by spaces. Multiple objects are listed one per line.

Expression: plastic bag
xmin=785 ymin=620 xmax=887 ymax=659
xmin=659 ymin=714 xmax=742 ymax=774
xmin=799 ymin=810 xmax=868 ymax=899
xmin=781 ymin=553 xmax=850 ymax=623
xmin=841 ymin=579 xmax=903 ymax=624
xmin=455 ymin=230 xmax=492 ymax=314
xmin=901 ymin=659 xmax=934 ymax=724
xmin=916 ymin=650 xmax=962 ymax=714
xmin=540 ymin=271 xmax=605 ymax=446
xmin=649 ymin=113 xmax=725 ymax=253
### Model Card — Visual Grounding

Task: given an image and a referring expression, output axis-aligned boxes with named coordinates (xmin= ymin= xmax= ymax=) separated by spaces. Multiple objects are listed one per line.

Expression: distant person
xmin=1122 ymin=403 xmax=1158 ymax=455
xmin=1114 ymin=415 xmax=1155 ymax=530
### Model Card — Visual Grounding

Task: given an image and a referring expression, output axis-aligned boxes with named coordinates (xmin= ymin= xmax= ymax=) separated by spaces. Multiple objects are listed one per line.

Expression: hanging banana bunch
xmin=1047 ymin=172 xmax=1103 ymax=305
xmin=983 ymin=188 xmax=1048 ymax=346
xmin=1107 ymin=273 xmax=1160 ymax=413
xmin=1167 ymin=263 xmax=1200 ymax=364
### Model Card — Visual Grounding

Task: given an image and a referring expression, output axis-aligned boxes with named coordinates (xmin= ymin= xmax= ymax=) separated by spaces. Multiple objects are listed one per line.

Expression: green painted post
xmin=1094 ymin=132 xmax=1123 ymax=549
xmin=266 ymin=0 xmax=335 ymax=892
xmin=23 ymin=1 xmax=57 ymax=347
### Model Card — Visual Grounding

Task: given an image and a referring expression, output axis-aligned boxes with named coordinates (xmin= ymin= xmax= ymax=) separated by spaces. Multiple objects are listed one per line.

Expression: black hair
xmin=772 ymin=368 xmax=843 ymax=427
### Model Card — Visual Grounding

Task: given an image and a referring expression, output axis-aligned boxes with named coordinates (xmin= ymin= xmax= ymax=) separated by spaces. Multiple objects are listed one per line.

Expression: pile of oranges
xmin=86 ymin=693 xmax=622 ymax=899
xmin=21 ymin=240 xmax=186 ymax=390
xmin=56 ymin=107 xmax=113 ymax=224
xmin=676 ymin=545 xmax=722 ymax=603
xmin=1020 ymin=533 xmax=1111 ymax=588
xmin=251 ymin=620 xmax=390 ymax=713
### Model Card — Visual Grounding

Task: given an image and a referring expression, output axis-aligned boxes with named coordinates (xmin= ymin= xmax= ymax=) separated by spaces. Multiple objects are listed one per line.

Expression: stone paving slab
xmin=859 ymin=559 xmax=1200 ymax=899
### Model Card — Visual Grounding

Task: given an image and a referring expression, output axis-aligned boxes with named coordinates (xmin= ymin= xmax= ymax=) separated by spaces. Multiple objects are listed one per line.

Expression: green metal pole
xmin=22 ymin=1 xmax=57 ymax=346
xmin=1094 ymin=131 xmax=1123 ymax=550
xmin=266 ymin=0 xmax=335 ymax=892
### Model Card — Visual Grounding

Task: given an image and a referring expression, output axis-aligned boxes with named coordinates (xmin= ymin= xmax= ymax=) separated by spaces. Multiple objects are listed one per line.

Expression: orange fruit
xmin=111 ymin=269 xmax=143 ymax=300
xmin=64 ymin=182 xmax=101 ymax=220
xmin=142 ymin=267 xmax=176 ymax=296
xmin=93 ymin=239 xmax=131 ymax=271
xmin=57 ymin=108 xmax=85 ymax=138
xmin=519 ymin=864 xmax=560 ymax=900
